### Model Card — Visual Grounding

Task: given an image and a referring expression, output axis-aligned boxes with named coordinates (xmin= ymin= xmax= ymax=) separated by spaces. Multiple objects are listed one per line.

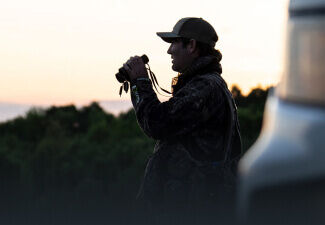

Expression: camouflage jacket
xmin=130 ymin=55 xmax=241 ymax=209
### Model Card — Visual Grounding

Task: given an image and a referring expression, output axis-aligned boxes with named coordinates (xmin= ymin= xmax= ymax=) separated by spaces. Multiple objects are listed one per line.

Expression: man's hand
xmin=123 ymin=56 xmax=149 ymax=82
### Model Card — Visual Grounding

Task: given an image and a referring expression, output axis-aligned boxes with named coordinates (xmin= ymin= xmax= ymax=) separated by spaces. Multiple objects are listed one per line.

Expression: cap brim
xmin=156 ymin=32 xmax=180 ymax=43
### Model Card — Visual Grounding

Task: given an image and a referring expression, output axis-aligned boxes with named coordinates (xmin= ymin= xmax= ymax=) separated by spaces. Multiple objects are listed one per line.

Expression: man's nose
xmin=167 ymin=44 xmax=172 ymax=54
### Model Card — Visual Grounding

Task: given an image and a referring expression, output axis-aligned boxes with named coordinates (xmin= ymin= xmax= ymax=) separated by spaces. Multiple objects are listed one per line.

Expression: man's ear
xmin=187 ymin=39 xmax=199 ymax=55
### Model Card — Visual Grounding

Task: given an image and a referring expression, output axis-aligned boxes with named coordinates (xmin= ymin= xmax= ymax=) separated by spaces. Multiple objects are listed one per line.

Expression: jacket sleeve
xmin=130 ymin=76 xmax=224 ymax=140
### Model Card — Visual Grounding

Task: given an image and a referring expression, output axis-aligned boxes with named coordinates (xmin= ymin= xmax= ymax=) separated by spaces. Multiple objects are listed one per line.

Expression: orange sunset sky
xmin=0 ymin=0 xmax=289 ymax=106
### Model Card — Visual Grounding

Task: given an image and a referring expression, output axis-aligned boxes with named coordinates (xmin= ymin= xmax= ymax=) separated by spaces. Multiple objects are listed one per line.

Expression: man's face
xmin=167 ymin=39 xmax=194 ymax=73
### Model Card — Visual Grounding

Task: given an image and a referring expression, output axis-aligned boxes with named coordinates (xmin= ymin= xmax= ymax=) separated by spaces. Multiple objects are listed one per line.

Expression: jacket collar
xmin=172 ymin=55 xmax=222 ymax=95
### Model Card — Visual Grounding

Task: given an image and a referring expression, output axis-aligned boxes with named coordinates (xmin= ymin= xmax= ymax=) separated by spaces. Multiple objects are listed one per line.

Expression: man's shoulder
xmin=188 ymin=72 xmax=227 ymax=90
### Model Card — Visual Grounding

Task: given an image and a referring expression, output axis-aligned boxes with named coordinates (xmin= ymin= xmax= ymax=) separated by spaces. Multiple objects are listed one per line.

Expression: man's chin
xmin=171 ymin=65 xmax=180 ymax=72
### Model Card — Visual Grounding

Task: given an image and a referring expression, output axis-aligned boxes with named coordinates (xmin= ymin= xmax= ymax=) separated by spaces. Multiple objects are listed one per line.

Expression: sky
xmin=0 ymin=0 xmax=289 ymax=106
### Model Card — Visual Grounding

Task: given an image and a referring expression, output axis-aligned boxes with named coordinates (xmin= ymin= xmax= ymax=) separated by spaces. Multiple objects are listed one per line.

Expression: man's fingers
xmin=123 ymin=63 xmax=132 ymax=73
xmin=127 ymin=56 xmax=141 ymax=65
xmin=127 ymin=56 xmax=137 ymax=63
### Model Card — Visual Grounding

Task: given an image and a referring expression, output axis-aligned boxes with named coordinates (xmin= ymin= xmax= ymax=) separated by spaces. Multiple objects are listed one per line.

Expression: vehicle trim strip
xmin=290 ymin=7 xmax=325 ymax=17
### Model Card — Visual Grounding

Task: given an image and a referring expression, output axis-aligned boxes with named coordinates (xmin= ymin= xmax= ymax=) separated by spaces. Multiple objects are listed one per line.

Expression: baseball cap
xmin=156 ymin=17 xmax=218 ymax=47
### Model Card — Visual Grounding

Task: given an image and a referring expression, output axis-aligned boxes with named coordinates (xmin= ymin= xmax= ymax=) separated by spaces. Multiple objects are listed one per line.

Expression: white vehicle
xmin=237 ymin=0 xmax=325 ymax=224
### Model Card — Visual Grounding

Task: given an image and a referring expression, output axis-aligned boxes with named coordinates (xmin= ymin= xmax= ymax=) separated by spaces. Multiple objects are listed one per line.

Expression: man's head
xmin=165 ymin=38 xmax=197 ymax=72
xmin=157 ymin=17 xmax=219 ymax=73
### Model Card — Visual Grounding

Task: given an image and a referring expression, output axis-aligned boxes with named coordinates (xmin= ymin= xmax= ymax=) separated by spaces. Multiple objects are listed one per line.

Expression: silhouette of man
xmin=122 ymin=17 xmax=242 ymax=223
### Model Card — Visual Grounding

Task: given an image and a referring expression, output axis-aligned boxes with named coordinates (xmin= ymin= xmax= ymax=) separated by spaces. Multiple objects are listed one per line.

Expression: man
xmin=123 ymin=17 xmax=242 ymax=221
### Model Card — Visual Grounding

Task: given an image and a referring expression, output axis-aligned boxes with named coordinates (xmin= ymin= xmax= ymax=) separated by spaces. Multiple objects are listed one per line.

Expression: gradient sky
xmin=0 ymin=0 xmax=289 ymax=106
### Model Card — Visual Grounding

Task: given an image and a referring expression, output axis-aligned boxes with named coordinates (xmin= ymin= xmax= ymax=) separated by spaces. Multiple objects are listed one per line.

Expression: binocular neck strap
xmin=146 ymin=64 xmax=172 ymax=97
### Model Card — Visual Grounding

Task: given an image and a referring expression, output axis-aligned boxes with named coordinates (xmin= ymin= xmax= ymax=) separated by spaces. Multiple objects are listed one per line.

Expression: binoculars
xmin=115 ymin=55 xmax=149 ymax=83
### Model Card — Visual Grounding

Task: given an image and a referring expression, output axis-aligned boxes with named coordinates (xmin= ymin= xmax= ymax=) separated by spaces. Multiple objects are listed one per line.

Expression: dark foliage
xmin=231 ymin=85 xmax=270 ymax=150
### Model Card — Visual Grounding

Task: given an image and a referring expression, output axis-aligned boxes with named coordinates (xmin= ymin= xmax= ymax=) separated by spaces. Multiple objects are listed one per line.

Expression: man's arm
xmin=130 ymin=76 xmax=225 ymax=140
xmin=122 ymin=55 xmax=225 ymax=140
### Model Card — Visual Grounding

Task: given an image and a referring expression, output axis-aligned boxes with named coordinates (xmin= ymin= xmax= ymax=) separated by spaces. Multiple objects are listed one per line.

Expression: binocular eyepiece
xmin=115 ymin=55 xmax=149 ymax=83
